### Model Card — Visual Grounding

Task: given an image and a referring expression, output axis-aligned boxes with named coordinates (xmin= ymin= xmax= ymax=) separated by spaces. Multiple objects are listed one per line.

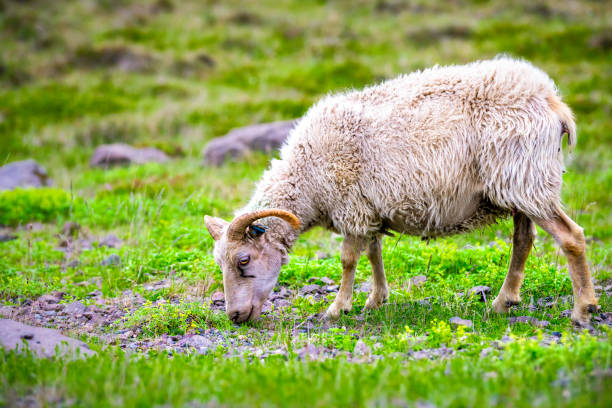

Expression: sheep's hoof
xmin=492 ymin=295 xmax=520 ymax=314
xmin=323 ymin=302 xmax=352 ymax=321
xmin=571 ymin=303 xmax=599 ymax=327
xmin=365 ymin=290 xmax=389 ymax=310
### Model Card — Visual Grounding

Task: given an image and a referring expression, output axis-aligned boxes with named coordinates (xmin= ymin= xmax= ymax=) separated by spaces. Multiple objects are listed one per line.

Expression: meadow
xmin=0 ymin=0 xmax=611 ymax=406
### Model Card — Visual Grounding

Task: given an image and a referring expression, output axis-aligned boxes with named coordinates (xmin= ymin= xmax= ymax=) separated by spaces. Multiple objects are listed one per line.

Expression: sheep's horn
xmin=227 ymin=209 xmax=300 ymax=241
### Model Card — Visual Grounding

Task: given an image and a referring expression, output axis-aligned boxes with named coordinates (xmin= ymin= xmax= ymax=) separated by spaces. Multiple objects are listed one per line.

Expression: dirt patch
xmin=72 ymin=45 xmax=156 ymax=73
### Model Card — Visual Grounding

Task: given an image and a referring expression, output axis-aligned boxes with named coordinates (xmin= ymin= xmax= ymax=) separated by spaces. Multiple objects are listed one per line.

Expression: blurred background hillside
xmin=1 ymin=0 xmax=610 ymax=234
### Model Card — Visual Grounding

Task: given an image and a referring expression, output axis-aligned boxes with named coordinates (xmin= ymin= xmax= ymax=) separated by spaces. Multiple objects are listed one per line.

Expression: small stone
xmin=534 ymin=319 xmax=550 ymax=328
xmin=63 ymin=301 xmax=87 ymax=315
xmin=449 ymin=316 xmax=473 ymax=328
xmin=91 ymin=144 xmax=169 ymax=168
xmin=20 ymin=333 xmax=34 ymax=340
xmin=143 ymin=280 xmax=170 ymax=291
xmin=537 ymin=296 xmax=557 ymax=308
xmin=0 ymin=234 xmax=17 ymax=242
xmin=211 ymin=291 xmax=225 ymax=305
xmin=315 ymin=251 xmax=331 ymax=260
xmin=296 ymin=343 xmax=319 ymax=359
xmin=61 ymin=222 xmax=80 ymax=237
xmin=100 ymin=254 xmax=121 ymax=266
xmin=66 ymin=260 xmax=80 ymax=268
xmin=468 ymin=285 xmax=491 ymax=302
xmin=0 ymin=159 xmax=53 ymax=190
xmin=509 ymin=316 xmax=534 ymax=325
xmin=274 ymin=299 xmax=291 ymax=309
xmin=353 ymin=339 xmax=371 ymax=356
xmin=99 ymin=234 xmax=123 ymax=249
xmin=409 ymin=275 xmax=427 ymax=288
xmin=299 ymin=284 xmax=321 ymax=295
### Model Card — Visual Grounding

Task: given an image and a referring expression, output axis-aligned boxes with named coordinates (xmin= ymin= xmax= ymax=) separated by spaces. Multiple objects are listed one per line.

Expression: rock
xmin=211 ymin=291 xmax=225 ymax=305
xmin=315 ymin=251 xmax=331 ymax=260
xmin=468 ymin=285 xmax=491 ymax=302
xmin=308 ymin=276 xmax=335 ymax=285
xmin=0 ymin=318 xmax=94 ymax=358
xmin=409 ymin=275 xmax=427 ymax=288
xmin=143 ymin=280 xmax=170 ymax=291
xmin=296 ymin=343 xmax=320 ymax=359
xmin=202 ymin=120 xmax=297 ymax=166
xmin=0 ymin=159 xmax=53 ymax=190
xmin=353 ymin=339 xmax=371 ymax=356
xmin=90 ymin=144 xmax=169 ymax=168
xmin=99 ymin=234 xmax=123 ymax=249
xmin=179 ymin=335 xmax=214 ymax=350
xmin=299 ymin=284 xmax=321 ymax=295
xmin=536 ymin=296 xmax=557 ymax=308
xmin=0 ymin=233 xmax=17 ymax=242
xmin=449 ymin=316 xmax=473 ymax=328
xmin=274 ymin=299 xmax=291 ymax=309
xmin=61 ymin=222 xmax=80 ymax=237
xmin=63 ymin=301 xmax=87 ymax=316
xmin=508 ymin=316 xmax=549 ymax=328
xmin=100 ymin=254 xmax=121 ymax=266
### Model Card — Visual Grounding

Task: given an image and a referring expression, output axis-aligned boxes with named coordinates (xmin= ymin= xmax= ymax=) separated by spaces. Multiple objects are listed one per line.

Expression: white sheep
xmin=204 ymin=57 xmax=598 ymax=325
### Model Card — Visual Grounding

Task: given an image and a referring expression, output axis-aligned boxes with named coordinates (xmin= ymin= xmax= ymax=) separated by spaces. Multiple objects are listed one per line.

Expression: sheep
xmin=204 ymin=57 xmax=599 ymax=326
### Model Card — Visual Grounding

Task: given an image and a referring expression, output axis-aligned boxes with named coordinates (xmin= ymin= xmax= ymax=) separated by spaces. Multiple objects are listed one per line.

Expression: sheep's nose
xmin=228 ymin=306 xmax=253 ymax=323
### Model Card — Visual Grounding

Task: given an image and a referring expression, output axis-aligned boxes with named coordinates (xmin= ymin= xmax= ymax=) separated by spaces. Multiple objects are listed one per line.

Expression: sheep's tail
xmin=548 ymin=94 xmax=576 ymax=151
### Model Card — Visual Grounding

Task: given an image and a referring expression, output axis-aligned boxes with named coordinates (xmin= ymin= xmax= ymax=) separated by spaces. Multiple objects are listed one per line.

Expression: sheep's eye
xmin=238 ymin=255 xmax=250 ymax=266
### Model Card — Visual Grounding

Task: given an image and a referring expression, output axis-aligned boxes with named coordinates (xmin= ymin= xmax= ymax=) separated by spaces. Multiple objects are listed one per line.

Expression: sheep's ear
xmin=204 ymin=216 xmax=228 ymax=241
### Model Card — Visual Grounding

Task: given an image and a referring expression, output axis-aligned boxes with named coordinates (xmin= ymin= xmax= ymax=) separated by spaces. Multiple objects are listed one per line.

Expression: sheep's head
xmin=204 ymin=209 xmax=300 ymax=323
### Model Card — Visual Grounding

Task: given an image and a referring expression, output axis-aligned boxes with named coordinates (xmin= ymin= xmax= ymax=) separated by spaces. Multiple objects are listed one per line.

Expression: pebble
xmin=353 ymin=339 xmax=371 ymax=356
xmin=468 ymin=286 xmax=491 ymax=302
xmin=100 ymin=254 xmax=121 ymax=266
xmin=409 ymin=275 xmax=427 ymax=288
xmin=449 ymin=316 xmax=473 ymax=328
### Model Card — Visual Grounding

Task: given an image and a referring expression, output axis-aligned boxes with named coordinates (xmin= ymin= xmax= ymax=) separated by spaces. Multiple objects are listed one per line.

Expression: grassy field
xmin=1 ymin=0 xmax=611 ymax=406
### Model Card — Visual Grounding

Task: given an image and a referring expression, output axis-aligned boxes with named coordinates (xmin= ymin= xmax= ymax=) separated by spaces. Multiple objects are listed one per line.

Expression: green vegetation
xmin=0 ymin=0 xmax=610 ymax=407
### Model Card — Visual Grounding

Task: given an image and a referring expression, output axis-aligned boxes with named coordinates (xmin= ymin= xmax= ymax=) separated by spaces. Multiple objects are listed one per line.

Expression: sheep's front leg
xmin=324 ymin=236 xmax=366 ymax=321
xmin=364 ymin=236 xmax=389 ymax=310
xmin=492 ymin=213 xmax=535 ymax=313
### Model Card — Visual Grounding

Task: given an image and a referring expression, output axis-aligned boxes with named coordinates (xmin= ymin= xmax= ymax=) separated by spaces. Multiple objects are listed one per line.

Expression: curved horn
xmin=227 ymin=209 xmax=300 ymax=241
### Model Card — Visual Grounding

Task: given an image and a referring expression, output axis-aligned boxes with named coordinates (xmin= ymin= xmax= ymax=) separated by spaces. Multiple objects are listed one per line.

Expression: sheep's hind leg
xmin=492 ymin=213 xmax=536 ymax=313
xmin=324 ymin=236 xmax=366 ymax=321
xmin=364 ymin=236 xmax=389 ymax=310
xmin=531 ymin=208 xmax=599 ymax=326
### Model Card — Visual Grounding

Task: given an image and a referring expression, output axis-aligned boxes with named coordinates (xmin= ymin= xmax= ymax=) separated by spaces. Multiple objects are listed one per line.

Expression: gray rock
xmin=468 ymin=285 xmax=491 ymax=302
xmin=0 ymin=318 xmax=94 ymax=358
xmin=90 ymin=144 xmax=169 ymax=168
xmin=353 ymin=339 xmax=371 ymax=356
xmin=63 ymin=301 xmax=87 ymax=315
xmin=100 ymin=254 xmax=121 ymax=266
xmin=315 ymin=251 xmax=331 ymax=260
xmin=180 ymin=335 xmax=214 ymax=350
xmin=202 ymin=120 xmax=297 ymax=166
xmin=0 ymin=159 xmax=53 ymax=190
xmin=0 ymin=233 xmax=17 ymax=242
xmin=143 ymin=280 xmax=170 ymax=291
xmin=449 ymin=316 xmax=473 ymax=328
xmin=99 ymin=234 xmax=123 ymax=248
xmin=211 ymin=291 xmax=225 ymax=305
xmin=296 ymin=343 xmax=320 ymax=359
xmin=299 ymin=284 xmax=321 ymax=295
xmin=410 ymin=275 xmax=427 ymax=288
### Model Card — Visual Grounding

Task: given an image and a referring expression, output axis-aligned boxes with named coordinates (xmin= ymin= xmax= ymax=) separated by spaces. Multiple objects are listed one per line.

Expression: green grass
xmin=0 ymin=0 xmax=611 ymax=406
